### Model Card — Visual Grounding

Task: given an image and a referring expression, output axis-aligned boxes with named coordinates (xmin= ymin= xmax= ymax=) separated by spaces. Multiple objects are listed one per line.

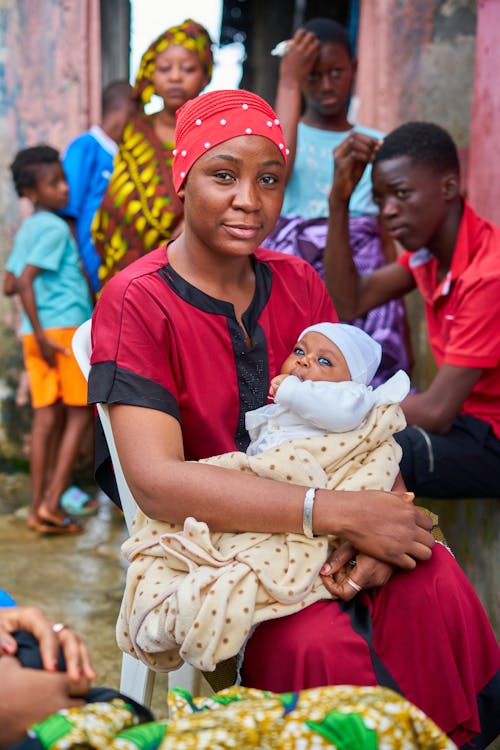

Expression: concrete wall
xmin=0 ymin=0 xmax=100 ymax=457
xmin=424 ymin=497 xmax=499 ymax=637
xmin=356 ymin=1 xmax=476 ymax=163
xmin=468 ymin=0 xmax=500 ymax=224
xmin=356 ymin=0 xmax=500 ymax=225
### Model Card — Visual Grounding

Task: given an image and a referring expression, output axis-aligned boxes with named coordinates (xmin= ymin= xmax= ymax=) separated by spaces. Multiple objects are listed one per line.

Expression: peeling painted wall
xmin=468 ymin=0 xmax=500 ymax=223
xmin=0 ymin=0 xmax=100 ymax=458
xmin=356 ymin=0 xmax=500 ymax=224
xmin=356 ymin=0 xmax=476 ymax=152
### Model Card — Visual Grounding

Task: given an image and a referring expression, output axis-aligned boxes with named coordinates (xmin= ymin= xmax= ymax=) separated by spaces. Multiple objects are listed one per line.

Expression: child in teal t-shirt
xmin=4 ymin=146 xmax=94 ymax=534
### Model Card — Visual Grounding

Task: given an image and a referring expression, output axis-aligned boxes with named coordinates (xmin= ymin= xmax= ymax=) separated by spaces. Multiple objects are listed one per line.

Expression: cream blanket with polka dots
xmin=117 ymin=402 xmax=405 ymax=672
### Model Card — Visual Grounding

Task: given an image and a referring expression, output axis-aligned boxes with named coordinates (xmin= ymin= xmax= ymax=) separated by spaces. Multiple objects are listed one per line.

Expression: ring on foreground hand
xmin=347 ymin=558 xmax=357 ymax=567
xmin=345 ymin=577 xmax=362 ymax=593
xmin=52 ymin=622 xmax=67 ymax=634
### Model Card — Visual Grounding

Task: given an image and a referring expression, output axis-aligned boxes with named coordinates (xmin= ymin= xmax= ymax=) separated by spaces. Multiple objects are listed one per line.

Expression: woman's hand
xmin=316 ymin=488 xmax=435 ymax=570
xmin=319 ymin=541 xmax=395 ymax=601
xmin=330 ymin=132 xmax=382 ymax=204
xmin=0 ymin=606 xmax=96 ymax=684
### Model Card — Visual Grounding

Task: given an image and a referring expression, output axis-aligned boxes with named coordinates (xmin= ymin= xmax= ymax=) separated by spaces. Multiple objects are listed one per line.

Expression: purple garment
xmin=264 ymin=214 xmax=409 ymax=387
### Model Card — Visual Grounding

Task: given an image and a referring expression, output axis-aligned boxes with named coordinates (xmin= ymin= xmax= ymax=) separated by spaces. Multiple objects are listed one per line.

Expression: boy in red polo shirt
xmin=324 ymin=121 xmax=500 ymax=498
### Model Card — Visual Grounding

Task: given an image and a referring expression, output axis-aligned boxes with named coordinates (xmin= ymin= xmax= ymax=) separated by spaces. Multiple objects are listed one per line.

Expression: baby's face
xmin=280 ymin=332 xmax=351 ymax=383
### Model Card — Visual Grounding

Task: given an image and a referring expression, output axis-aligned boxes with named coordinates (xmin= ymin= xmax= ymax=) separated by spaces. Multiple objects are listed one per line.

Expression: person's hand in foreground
xmin=0 ymin=656 xmax=90 ymax=749
xmin=0 ymin=606 xmax=96 ymax=682
xmin=0 ymin=606 xmax=96 ymax=748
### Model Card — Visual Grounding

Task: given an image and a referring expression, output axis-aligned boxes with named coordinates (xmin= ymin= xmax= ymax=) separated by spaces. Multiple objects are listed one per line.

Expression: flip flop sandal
xmin=60 ymin=486 xmax=99 ymax=517
xmin=34 ymin=515 xmax=83 ymax=535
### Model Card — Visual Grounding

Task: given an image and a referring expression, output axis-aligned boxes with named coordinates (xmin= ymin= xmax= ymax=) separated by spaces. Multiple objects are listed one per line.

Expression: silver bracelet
xmin=302 ymin=487 xmax=318 ymax=538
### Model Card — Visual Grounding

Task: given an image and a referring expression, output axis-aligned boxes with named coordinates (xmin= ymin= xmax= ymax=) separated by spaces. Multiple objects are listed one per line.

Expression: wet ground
xmin=0 ymin=471 xmax=176 ymax=717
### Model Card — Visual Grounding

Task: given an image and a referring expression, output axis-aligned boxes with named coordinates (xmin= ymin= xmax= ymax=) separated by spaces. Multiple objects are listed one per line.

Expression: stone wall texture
xmin=356 ymin=0 xmax=500 ymax=226
xmin=0 ymin=0 xmax=100 ymax=457
xmin=356 ymin=1 xmax=476 ymax=170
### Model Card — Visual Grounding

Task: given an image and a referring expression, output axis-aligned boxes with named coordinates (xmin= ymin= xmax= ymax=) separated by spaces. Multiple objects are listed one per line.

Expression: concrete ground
xmin=0 ymin=471 xmax=176 ymax=718
xmin=0 ymin=471 xmax=498 ymax=746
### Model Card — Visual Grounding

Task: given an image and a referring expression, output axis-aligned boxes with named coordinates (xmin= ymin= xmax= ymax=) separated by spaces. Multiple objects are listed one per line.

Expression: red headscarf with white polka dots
xmin=172 ymin=89 xmax=288 ymax=193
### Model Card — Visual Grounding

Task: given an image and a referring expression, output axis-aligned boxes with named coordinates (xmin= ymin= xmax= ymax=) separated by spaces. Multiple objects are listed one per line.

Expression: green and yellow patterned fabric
xmin=29 ymin=685 xmax=456 ymax=749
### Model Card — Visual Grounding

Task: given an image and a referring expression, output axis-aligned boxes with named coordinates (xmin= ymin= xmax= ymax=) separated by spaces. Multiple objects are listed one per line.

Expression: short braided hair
xmin=10 ymin=145 xmax=60 ymax=197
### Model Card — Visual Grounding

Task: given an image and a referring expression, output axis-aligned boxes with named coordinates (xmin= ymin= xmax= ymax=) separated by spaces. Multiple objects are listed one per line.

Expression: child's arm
xmin=17 ymin=265 xmax=70 ymax=366
xmin=274 ymin=28 xmax=320 ymax=182
xmin=2 ymin=270 xmax=17 ymax=296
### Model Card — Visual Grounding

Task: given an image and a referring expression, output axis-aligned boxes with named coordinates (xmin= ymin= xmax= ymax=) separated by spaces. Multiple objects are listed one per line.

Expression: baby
xmin=246 ymin=322 xmax=410 ymax=455
xmin=118 ymin=323 xmax=414 ymax=675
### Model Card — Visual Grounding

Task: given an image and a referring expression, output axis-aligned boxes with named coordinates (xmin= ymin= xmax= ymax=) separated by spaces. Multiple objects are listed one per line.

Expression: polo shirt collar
xmin=414 ymin=200 xmax=473 ymax=302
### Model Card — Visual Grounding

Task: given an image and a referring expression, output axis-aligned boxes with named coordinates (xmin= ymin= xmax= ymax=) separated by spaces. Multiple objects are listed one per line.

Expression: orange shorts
xmin=22 ymin=327 xmax=89 ymax=409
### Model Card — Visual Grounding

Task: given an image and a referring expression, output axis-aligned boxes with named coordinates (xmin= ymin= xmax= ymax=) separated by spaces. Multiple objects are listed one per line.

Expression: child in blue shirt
xmin=61 ymin=80 xmax=136 ymax=293
xmin=4 ymin=146 xmax=94 ymax=534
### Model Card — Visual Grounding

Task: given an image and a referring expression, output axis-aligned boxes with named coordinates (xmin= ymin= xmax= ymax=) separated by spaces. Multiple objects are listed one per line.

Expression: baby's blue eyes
xmin=293 ymin=347 xmax=332 ymax=367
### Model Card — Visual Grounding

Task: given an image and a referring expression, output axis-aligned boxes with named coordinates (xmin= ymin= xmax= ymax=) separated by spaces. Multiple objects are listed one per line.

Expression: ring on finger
xmin=347 ymin=558 xmax=357 ymax=567
xmin=345 ymin=577 xmax=362 ymax=593
xmin=52 ymin=622 xmax=67 ymax=634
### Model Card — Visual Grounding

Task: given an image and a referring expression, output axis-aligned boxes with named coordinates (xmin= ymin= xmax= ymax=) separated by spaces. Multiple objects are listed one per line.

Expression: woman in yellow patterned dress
xmin=92 ymin=19 xmax=213 ymax=289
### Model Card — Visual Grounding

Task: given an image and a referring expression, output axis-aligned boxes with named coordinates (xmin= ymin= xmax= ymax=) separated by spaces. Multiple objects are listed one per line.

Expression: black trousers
xmin=395 ymin=414 xmax=500 ymax=498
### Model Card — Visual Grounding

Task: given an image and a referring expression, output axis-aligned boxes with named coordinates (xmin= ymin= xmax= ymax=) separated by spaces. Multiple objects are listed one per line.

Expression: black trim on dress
xmin=88 ymin=360 xmax=180 ymax=420
xmin=157 ymin=257 xmax=273 ymax=450
xmin=338 ymin=598 xmax=403 ymax=695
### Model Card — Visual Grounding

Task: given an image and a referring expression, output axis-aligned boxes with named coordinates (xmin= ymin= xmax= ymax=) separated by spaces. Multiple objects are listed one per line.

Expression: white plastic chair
xmin=72 ymin=319 xmax=197 ymax=706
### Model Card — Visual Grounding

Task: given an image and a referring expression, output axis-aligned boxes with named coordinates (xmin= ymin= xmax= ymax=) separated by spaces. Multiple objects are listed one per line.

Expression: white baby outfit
xmin=246 ymin=370 xmax=410 ymax=455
